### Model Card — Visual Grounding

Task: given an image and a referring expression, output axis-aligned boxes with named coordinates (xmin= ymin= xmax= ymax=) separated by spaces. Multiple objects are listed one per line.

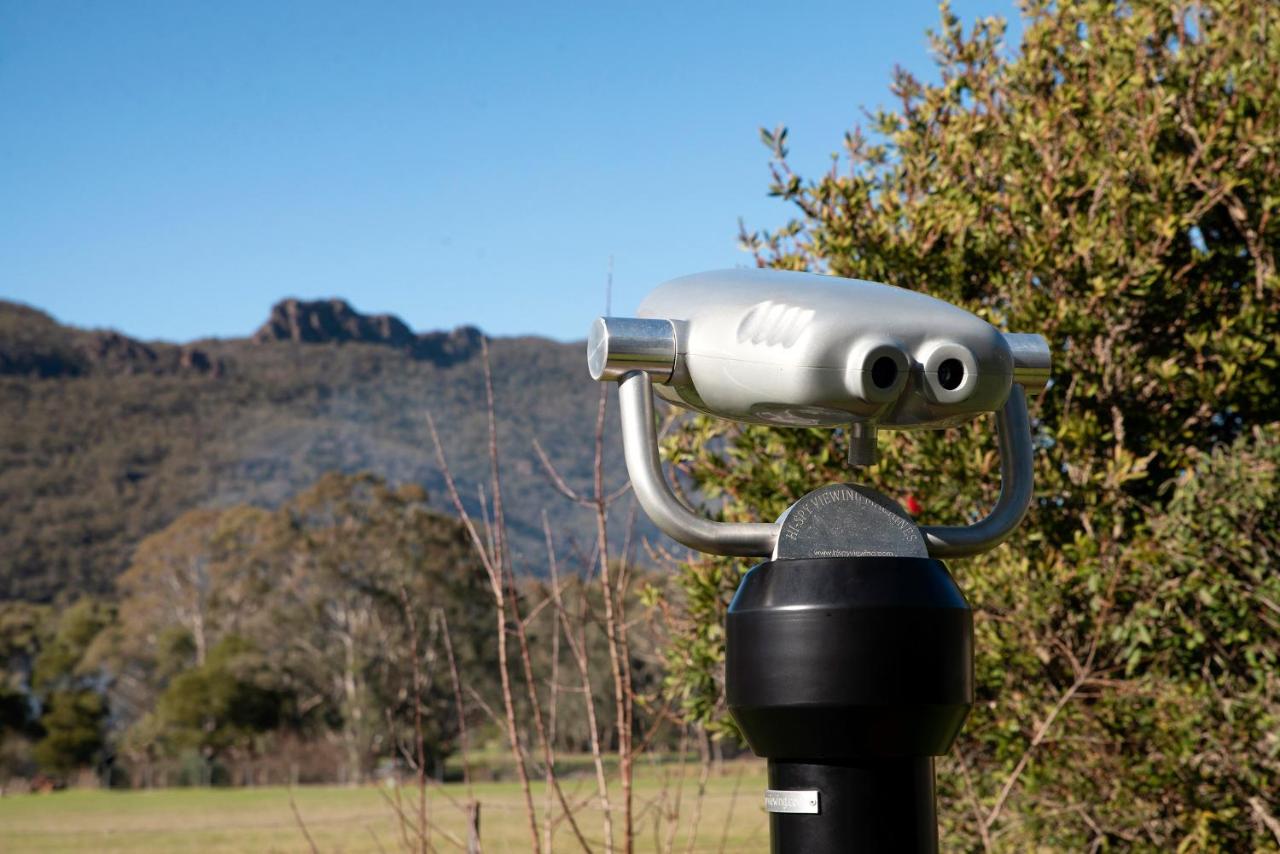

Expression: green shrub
xmin=661 ymin=1 xmax=1280 ymax=848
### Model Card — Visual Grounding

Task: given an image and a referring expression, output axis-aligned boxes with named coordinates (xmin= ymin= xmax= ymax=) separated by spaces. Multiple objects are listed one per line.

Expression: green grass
xmin=0 ymin=763 xmax=769 ymax=853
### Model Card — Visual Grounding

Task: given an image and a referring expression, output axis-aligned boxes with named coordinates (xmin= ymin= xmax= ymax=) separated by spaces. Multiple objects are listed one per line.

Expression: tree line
xmin=0 ymin=469 xmax=669 ymax=791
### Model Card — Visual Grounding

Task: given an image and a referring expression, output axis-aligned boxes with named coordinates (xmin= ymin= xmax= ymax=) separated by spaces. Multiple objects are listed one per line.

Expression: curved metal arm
xmin=920 ymin=385 xmax=1035 ymax=557
xmin=617 ymin=371 xmax=1034 ymax=560
xmin=617 ymin=371 xmax=779 ymax=557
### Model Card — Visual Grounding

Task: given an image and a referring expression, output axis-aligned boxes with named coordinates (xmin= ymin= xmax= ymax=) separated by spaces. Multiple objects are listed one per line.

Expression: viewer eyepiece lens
xmin=871 ymin=356 xmax=899 ymax=390
xmin=938 ymin=358 xmax=964 ymax=391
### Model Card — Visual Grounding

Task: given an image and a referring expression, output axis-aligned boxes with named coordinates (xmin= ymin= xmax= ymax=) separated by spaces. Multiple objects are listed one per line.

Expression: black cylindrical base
xmin=726 ymin=557 xmax=973 ymax=759
xmin=768 ymin=758 xmax=937 ymax=854
xmin=726 ymin=557 xmax=972 ymax=854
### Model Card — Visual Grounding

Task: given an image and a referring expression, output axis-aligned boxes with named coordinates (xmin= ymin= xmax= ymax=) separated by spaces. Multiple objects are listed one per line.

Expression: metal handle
xmin=618 ymin=371 xmax=779 ymax=556
xmin=920 ymin=385 xmax=1035 ymax=557
xmin=617 ymin=372 xmax=1035 ymax=560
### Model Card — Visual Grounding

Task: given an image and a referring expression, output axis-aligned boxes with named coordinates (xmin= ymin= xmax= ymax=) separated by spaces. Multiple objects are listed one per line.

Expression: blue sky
xmin=1 ymin=0 xmax=1022 ymax=343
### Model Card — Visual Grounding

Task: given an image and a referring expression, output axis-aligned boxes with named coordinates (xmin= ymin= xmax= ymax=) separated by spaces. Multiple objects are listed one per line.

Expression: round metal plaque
xmin=773 ymin=483 xmax=927 ymax=560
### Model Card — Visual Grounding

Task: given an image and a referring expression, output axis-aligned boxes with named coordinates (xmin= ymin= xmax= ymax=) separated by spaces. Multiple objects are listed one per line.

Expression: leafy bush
xmin=661 ymin=1 xmax=1280 ymax=848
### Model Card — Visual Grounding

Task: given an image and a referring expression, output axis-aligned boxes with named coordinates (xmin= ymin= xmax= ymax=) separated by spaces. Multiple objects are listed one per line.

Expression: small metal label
xmin=772 ymin=483 xmax=927 ymax=561
xmin=764 ymin=789 xmax=820 ymax=814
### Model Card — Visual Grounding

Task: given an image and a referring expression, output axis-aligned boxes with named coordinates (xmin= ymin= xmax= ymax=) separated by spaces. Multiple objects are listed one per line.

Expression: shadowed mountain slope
xmin=0 ymin=299 xmax=644 ymax=601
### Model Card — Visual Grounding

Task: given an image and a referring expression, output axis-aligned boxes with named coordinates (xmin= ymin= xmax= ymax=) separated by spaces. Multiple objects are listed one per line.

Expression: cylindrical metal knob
xmin=587 ymin=316 xmax=678 ymax=382
xmin=1003 ymin=333 xmax=1051 ymax=393
xmin=847 ymin=421 xmax=879 ymax=467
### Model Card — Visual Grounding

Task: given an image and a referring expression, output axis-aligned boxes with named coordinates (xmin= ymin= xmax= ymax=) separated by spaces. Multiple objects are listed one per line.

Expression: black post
xmin=769 ymin=758 xmax=937 ymax=852
xmin=726 ymin=557 xmax=973 ymax=854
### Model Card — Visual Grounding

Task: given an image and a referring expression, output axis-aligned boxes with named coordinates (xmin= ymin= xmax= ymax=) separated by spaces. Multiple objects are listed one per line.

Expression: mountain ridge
xmin=0 ymin=297 xmax=641 ymax=602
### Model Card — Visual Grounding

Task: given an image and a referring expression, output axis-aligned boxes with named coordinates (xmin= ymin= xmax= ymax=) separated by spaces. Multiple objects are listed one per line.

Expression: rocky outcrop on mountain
xmin=79 ymin=331 xmax=160 ymax=374
xmin=0 ymin=302 xmax=89 ymax=378
xmin=412 ymin=325 xmax=484 ymax=365
xmin=76 ymin=333 xmax=221 ymax=377
xmin=254 ymin=298 xmax=415 ymax=347
xmin=179 ymin=347 xmax=219 ymax=375
xmin=253 ymin=298 xmax=483 ymax=366
xmin=0 ymin=301 xmax=221 ymax=378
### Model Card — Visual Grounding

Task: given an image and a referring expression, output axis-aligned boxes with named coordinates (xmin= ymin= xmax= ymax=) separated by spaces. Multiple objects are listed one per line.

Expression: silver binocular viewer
xmin=588 ymin=268 xmax=1050 ymax=561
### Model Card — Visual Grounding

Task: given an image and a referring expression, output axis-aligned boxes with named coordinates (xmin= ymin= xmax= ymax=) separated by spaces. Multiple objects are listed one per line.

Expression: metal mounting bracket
xmin=615 ymin=370 xmax=1035 ymax=560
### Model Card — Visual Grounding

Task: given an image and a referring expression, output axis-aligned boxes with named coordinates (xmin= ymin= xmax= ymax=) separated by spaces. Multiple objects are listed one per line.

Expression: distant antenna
xmin=605 ymin=255 xmax=614 ymax=316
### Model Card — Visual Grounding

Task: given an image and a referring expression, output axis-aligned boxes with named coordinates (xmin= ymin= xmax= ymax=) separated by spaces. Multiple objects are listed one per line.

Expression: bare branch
xmin=437 ymin=608 xmax=474 ymax=795
xmin=425 ymin=413 xmax=499 ymax=593
xmin=504 ymin=537 xmax=593 ymax=852
xmin=953 ymin=747 xmax=994 ymax=853
xmin=716 ymin=765 xmax=747 ymax=854
xmin=544 ymin=510 xmax=614 ymax=851
xmin=1250 ymin=797 xmax=1280 ymax=847
xmin=532 ymin=438 xmax=587 ymax=505
xmin=983 ymin=674 xmax=1089 ymax=832
xmin=289 ymin=790 xmax=321 ymax=854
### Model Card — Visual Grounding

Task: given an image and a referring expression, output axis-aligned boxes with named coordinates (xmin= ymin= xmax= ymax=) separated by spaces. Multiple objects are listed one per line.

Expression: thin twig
xmin=544 ymin=511 xmax=615 ymax=851
xmin=983 ymin=673 xmax=1088 ymax=832
xmin=438 ymin=609 xmax=474 ymax=796
xmin=716 ymin=764 xmax=746 ymax=854
xmin=426 ymin=342 xmax=541 ymax=854
xmin=544 ymin=572 xmax=562 ymax=854
xmin=587 ymin=385 xmax=636 ymax=853
xmin=532 ymin=438 xmax=586 ymax=505
xmin=504 ymin=530 xmax=593 ymax=852
xmin=289 ymin=790 xmax=321 ymax=854
xmin=682 ymin=728 xmax=712 ymax=854
xmin=396 ymin=582 xmax=431 ymax=854
xmin=367 ymin=824 xmax=392 ymax=854
xmin=953 ymin=746 xmax=994 ymax=853
xmin=1249 ymin=797 xmax=1280 ymax=847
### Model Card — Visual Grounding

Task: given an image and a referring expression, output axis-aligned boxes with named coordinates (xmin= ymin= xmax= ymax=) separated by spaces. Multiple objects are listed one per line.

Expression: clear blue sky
xmin=1 ymin=0 xmax=1021 ymax=343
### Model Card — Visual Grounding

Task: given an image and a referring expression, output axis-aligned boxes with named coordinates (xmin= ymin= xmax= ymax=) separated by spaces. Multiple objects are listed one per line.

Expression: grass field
xmin=0 ymin=763 xmax=770 ymax=853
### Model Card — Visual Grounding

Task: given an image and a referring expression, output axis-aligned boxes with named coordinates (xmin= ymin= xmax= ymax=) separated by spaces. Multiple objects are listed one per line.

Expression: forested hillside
xmin=0 ymin=298 xmax=636 ymax=601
